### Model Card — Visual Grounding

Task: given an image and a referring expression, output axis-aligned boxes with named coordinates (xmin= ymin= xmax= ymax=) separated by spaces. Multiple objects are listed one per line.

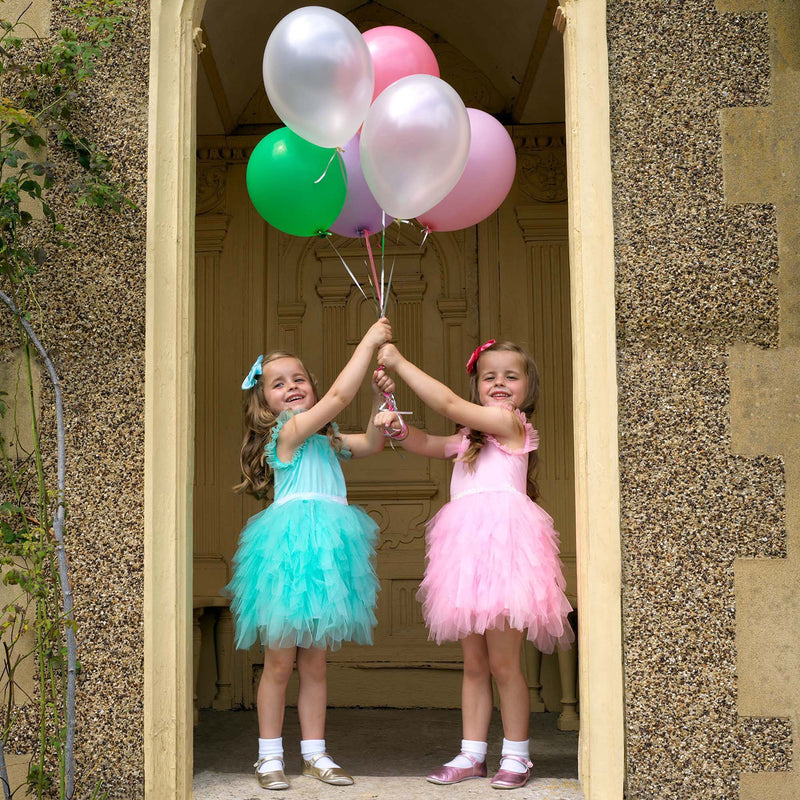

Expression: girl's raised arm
xmin=377 ymin=343 xmax=520 ymax=440
xmin=342 ymin=368 xmax=397 ymax=459
xmin=373 ymin=410 xmax=460 ymax=460
xmin=278 ymin=318 xmax=392 ymax=456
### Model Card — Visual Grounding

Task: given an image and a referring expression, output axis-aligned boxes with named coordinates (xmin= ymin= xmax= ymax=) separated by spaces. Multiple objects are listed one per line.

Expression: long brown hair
xmin=233 ymin=351 xmax=342 ymax=499
xmin=459 ymin=341 xmax=541 ymax=500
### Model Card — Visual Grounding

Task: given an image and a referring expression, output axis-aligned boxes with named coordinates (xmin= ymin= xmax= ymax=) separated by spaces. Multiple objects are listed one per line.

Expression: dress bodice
xmin=445 ymin=410 xmax=539 ymax=499
xmin=265 ymin=410 xmax=351 ymax=505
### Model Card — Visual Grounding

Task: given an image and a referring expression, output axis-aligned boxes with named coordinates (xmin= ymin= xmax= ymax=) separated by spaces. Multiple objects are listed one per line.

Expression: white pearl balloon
xmin=263 ymin=7 xmax=374 ymax=149
xmin=360 ymin=75 xmax=471 ymax=220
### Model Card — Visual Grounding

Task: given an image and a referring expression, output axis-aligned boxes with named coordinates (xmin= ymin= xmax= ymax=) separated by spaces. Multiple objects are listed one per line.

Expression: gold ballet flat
xmin=301 ymin=752 xmax=354 ymax=786
xmin=254 ymin=757 xmax=289 ymax=790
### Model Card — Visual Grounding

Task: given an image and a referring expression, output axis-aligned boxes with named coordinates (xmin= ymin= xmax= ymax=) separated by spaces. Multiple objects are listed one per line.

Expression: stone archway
xmin=144 ymin=1 xmax=624 ymax=797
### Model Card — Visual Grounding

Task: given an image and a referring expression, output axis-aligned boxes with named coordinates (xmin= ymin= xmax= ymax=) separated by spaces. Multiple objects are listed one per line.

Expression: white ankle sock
xmin=500 ymin=738 xmax=530 ymax=773
xmin=257 ymin=737 xmax=283 ymax=773
xmin=301 ymin=738 xmax=339 ymax=770
xmin=445 ymin=739 xmax=487 ymax=768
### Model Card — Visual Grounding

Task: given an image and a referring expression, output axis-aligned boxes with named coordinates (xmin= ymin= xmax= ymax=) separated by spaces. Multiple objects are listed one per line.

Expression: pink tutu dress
xmin=417 ymin=410 xmax=574 ymax=653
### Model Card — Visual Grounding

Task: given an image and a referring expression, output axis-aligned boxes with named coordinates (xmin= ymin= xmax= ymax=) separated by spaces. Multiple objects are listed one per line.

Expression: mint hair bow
xmin=241 ymin=355 xmax=264 ymax=390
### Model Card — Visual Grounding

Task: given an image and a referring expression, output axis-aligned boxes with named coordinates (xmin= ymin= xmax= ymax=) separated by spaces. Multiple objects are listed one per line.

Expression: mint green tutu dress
xmin=224 ymin=410 xmax=379 ymax=652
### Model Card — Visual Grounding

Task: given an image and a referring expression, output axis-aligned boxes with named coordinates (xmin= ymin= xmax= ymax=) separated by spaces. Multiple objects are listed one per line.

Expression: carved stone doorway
xmin=144 ymin=0 xmax=625 ymax=796
xmin=193 ymin=127 xmax=575 ymax=712
xmin=192 ymin=0 xmax=577 ymax=723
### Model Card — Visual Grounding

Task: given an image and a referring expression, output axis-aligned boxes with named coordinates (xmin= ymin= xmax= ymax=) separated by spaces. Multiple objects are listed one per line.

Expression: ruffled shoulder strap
xmin=486 ymin=408 xmax=540 ymax=455
xmin=331 ymin=421 xmax=352 ymax=461
xmin=264 ymin=409 xmax=308 ymax=470
xmin=444 ymin=427 xmax=470 ymax=459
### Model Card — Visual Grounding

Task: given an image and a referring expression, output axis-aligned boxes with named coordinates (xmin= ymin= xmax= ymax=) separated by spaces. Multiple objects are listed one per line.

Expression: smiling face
xmin=475 ymin=350 xmax=529 ymax=409
xmin=261 ymin=357 xmax=316 ymax=414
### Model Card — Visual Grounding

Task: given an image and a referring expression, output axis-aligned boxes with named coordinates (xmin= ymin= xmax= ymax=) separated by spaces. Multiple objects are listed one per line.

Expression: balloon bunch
xmin=247 ymin=8 xmax=517 ymax=442
xmin=247 ymin=6 xmax=518 ymax=241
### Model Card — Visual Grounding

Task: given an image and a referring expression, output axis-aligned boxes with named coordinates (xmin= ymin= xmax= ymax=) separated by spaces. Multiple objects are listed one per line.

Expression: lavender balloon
xmin=328 ymin=134 xmax=394 ymax=237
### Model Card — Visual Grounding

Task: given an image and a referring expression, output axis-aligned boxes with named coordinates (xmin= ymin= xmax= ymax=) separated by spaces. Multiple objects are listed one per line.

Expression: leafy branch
xmin=0 ymin=2 xmax=131 ymax=798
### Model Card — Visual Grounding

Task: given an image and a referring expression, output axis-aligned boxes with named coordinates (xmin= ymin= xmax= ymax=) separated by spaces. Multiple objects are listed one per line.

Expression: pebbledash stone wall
xmin=0 ymin=1 xmax=150 ymax=795
xmin=608 ymin=1 xmax=798 ymax=799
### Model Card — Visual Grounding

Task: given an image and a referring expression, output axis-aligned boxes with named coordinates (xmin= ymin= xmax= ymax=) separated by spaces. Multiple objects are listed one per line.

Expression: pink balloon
xmin=417 ymin=109 xmax=517 ymax=232
xmin=363 ymin=26 xmax=439 ymax=102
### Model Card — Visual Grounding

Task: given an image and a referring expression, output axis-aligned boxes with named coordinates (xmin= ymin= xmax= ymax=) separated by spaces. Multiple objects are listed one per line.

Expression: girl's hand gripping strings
xmin=373 ymin=365 xmax=405 ymax=439
xmin=372 ymin=365 xmax=396 ymax=398
xmin=276 ymin=318 xmax=392 ymax=461
xmin=374 ymin=344 xmax=408 ymax=440
xmin=377 ymin=342 xmax=522 ymax=444
xmin=373 ymin=407 xmax=408 ymax=441
xmin=374 ymin=357 xmax=410 ymax=441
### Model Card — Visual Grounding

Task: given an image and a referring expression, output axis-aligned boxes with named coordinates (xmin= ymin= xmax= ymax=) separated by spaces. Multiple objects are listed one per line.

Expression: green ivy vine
xmin=0 ymin=1 xmax=133 ymax=797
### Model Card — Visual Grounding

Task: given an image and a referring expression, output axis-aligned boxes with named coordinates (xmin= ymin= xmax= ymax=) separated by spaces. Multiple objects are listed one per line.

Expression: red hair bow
xmin=465 ymin=339 xmax=496 ymax=374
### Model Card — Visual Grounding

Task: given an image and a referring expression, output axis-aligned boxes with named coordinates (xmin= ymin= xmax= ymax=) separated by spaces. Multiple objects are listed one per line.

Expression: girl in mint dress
xmin=224 ymin=318 xmax=393 ymax=790
xmin=227 ymin=408 xmax=380 ymax=651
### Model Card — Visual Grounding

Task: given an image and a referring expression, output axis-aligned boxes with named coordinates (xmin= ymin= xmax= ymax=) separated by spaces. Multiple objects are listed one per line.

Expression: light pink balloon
xmin=417 ymin=108 xmax=517 ymax=232
xmin=363 ymin=26 xmax=439 ymax=102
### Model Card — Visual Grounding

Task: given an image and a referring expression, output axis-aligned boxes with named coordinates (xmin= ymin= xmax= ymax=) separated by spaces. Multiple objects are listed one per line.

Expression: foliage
xmin=0 ymin=0 xmax=132 ymax=295
xmin=0 ymin=1 xmax=131 ymax=797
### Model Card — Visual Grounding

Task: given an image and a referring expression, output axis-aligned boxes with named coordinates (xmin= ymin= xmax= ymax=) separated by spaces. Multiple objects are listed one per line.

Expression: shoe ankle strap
xmin=306 ymin=752 xmax=332 ymax=766
xmin=457 ymin=752 xmax=480 ymax=766
xmin=500 ymin=754 xmax=533 ymax=768
xmin=254 ymin=756 xmax=284 ymax=769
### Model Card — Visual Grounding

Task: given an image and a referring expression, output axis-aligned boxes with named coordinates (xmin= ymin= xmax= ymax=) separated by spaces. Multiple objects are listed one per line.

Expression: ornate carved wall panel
xmin=194 ymin=123 xmax=575 ymax=708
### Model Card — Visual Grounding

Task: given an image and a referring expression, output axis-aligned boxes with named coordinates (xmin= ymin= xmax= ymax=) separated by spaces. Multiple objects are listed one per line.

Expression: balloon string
xmin=382 ymin=392 xmax=408 ymax=441
xmin=420 ymin=225 xmax=431 ymax=249
xmin=323 ymin=236 xmax=371 ymax=305
xmin=375 ymin=362 xmax=409 ymax=445
xmin=364 ymin=270 xmax=381 ymax=316
xmin=336 ymin=149 xmax=348 ymax=186
xmin=380 ymin=211 xmax=387 ymax=316
xmin=315 ymin=147 xmax=345 ymax=185
xmin=380 ymin=216 xmax=399 ymax=318
xmin=364 ymin=232 xmax=382 ymax=310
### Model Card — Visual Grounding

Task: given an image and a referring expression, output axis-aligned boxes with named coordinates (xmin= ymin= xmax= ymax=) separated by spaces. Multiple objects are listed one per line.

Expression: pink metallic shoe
xmin=426 ymin=753 xmax=488 ymax=785
xmin=490 ymin=756 xmax=533 ymax=789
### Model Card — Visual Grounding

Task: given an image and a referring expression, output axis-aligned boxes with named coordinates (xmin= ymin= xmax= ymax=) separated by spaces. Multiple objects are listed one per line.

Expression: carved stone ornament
xmin=196 ymin=147 xmax=249 ymax=163
xmin=517 ymin=144 xmax=568 ymax=203
xmin=436 ymin=46 xmax=505 ymax=113
xmin=196 ymin=164 xmax=227 ymax=216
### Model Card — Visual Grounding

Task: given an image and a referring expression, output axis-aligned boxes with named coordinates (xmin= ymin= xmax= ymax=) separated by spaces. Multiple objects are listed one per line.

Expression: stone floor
xmin=194 ymin=708 xmax=583 ymax=799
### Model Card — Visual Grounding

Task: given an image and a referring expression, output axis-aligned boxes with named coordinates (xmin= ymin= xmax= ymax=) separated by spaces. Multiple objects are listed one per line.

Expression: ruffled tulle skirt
xmin=417 ymin=490 xmax=574 ymax=653
xmin=224 ymin=498 xmax=379 ymax=651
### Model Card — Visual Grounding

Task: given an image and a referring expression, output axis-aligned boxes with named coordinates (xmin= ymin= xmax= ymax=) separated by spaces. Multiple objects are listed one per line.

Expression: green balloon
xmin=246 ymin=128 xmax=347 ymax=237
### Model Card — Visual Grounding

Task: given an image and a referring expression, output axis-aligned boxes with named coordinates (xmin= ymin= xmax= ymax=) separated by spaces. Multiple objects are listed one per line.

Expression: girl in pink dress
xmin=375 ymin=340 xmax=574 ymax=790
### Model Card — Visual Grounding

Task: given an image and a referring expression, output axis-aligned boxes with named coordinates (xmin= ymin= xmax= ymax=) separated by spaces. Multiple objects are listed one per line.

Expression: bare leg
xmin=257 ymin=646 xmax=296 ymax=738
xmin=485 ymin=626 xmax=529 ymax=741
xmin=460 ymin=634 xmax=493 ymax=742
xmin=296 ymin=646 xmax=328 ymax=740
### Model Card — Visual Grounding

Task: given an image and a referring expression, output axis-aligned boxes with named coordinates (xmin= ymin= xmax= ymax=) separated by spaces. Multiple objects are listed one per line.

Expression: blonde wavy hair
xmin=460 ymin=341 xmax=541 ymax=500
xmin=233 ymin=351 xmax=342 ymax=500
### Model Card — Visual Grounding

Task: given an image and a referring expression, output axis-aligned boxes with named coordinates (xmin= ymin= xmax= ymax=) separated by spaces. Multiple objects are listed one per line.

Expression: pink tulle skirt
xmin=417 ymin=490 xmax=575 ymax=653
